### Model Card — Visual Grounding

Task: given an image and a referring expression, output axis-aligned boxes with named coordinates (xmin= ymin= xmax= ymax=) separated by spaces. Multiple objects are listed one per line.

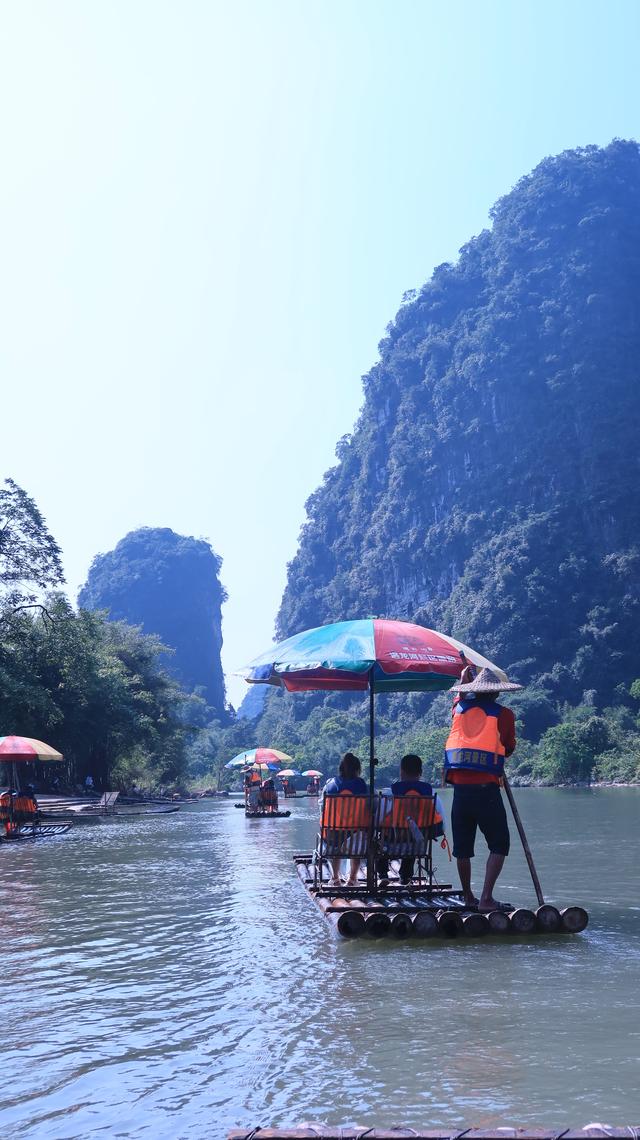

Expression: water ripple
xmin=0 ymin=792 xmax=639 ymax=1137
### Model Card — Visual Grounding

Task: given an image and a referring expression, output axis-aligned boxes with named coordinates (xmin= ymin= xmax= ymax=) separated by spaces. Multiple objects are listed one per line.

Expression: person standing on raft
xmin=445 ymin=666 xmax=523 ymax=912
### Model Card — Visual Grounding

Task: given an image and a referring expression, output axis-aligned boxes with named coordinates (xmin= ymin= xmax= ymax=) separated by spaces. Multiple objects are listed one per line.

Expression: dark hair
xmin=339 ymin=752 xmax=361 ymax=780
xmin=400 ymin=753 xmax=422 ymax=779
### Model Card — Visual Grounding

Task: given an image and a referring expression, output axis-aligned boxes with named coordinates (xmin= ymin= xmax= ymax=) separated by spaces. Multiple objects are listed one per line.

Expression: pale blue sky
xmin=1 ymin=1 xmax=638 ymax=708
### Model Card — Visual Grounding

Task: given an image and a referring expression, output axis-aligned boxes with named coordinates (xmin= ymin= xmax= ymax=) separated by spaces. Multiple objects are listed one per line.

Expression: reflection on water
xmin=0 ymin=789 xmax=638 ymax=1137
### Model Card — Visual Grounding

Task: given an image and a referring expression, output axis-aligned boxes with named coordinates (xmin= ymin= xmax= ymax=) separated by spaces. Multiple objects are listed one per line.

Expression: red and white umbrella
xmin=0 ymin=736 xmax=63 ymax=761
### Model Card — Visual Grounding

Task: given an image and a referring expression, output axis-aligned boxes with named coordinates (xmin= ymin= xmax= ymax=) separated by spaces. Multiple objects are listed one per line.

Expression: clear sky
xmin=1 ymin=0 xmax=638 ymax=709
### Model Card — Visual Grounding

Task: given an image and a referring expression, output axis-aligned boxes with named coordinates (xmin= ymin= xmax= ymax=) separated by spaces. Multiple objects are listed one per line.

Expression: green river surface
xmin=0 ymin=788 xmax=638 ymax=1138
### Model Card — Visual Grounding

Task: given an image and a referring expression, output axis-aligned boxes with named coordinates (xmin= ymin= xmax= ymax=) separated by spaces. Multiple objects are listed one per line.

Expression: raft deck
xmin=1 ymin=822 xmax=72 ymax=842
xmin=244 ymin=808 xmax=291 ymax=819
xmin=294 ymin=855 xmax=588 ymax=941
xmin=228 ymin=1126 xmax=639 ymax=1139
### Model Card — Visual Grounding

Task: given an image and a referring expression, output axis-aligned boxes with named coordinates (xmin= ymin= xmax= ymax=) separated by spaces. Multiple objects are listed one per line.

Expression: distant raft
xmin=294 ymin=856 xmax=588 ymax=942
xmin=244 ymin=808 xmax=291 ymax=819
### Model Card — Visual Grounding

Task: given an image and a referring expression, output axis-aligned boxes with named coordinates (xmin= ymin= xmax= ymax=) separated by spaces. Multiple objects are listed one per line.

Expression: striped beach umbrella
xmin=238 ymin=618 xmax=508 ymax=794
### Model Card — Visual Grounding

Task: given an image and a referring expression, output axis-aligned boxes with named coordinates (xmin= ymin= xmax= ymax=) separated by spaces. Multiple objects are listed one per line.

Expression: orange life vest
xmin=387 ymin=793 xmax=443 ymax=832
xmin=445 ymin=699 xmax=506 ymax=779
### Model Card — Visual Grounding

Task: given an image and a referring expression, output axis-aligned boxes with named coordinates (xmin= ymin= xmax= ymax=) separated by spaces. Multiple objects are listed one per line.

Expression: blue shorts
xmin=451 ymin=783 xmax=510 ymax=859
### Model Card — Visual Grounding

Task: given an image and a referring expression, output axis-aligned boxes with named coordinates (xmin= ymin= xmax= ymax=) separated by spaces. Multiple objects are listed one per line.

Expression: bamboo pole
xmin=560 ymin=906 xmax=589 ymax=933
xmin=508 ymin=908 xmax=537 ymax=934
xmin=535 ymin=904 xmax=562 ymax=933
xmin=502 ymin=773 xmax=545 ymax=907
xmin=412 ymin=910 xmax=438 ymax=937
xmin=436 ymin=910 xmax=464 ymax=937
xmin=486 ymin=909 xmax=511 ymax=934
xmin=390 ymin=912 xmax=413 ymax=939
xmin=364 ymin=911 xmax=392 ymax=938
xmin=462 ymin=912 xmax=489 ymax=937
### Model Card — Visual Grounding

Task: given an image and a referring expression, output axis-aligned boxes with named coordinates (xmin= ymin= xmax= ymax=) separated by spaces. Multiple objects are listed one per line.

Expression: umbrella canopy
xmin=238 ymin=619 xmax=508 ymax=795
xmin=278 ymin=769 xmax=300 ymax=778
xmin=241 ymin=761 xmax=280 ymax=773
xmin=238 ymin=618 xmax=507 ymax=694
xmin=302 ymin=769 xmax=323 ymax=778
xmin=225 ymin=747 xmax=293 ymax=769
xmin=0 ymin=736 xmax=63 ymax=761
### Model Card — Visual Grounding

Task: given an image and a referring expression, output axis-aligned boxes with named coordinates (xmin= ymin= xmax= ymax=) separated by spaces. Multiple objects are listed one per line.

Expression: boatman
xmin=445 ymin=666 xmax=523 ymax=912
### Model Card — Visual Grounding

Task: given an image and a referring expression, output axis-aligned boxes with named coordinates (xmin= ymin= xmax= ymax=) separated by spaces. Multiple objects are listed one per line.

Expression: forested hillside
xmin=79 ymin=528 xmax=227 ymax=716
xmin=253 ymin=141 xmax=640 ymax=785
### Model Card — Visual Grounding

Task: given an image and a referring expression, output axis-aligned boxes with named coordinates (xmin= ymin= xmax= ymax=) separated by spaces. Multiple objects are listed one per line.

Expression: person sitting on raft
xmin=319 ymin=752 xmax=368 ymax=887
xmin=377 ymin=754 xmax=442 ymax=885
xmin=260 ymin=776 xmax=277 ymax=813
xmin=445 ymin=665 xmax=522 ymax=913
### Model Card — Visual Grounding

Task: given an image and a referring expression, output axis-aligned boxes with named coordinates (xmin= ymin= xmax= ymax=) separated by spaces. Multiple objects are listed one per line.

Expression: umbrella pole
xmin=502 ymin=774 xmax=545 ymax=907
xmin=12 ymin=761 xmax=20 ymax=792
xmin=367 ymin=668 xmax=376 ymax=891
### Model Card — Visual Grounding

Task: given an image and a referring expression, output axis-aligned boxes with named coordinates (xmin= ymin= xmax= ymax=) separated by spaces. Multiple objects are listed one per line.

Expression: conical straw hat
xmin=454 ymin=666 xmax=523 ymax=693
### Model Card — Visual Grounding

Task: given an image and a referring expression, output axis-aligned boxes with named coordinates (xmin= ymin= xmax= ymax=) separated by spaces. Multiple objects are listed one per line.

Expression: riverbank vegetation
xmin=2 ymin=475 xmax=639 ymax=792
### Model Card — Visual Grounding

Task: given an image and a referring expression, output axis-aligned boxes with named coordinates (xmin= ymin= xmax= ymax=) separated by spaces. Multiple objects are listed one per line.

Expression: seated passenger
xmin=377 ymin=753 xmax=437 ymax=886
xmin=320 ymin=752 xmax=368 ymax=887
xmin=260 ymin=776 xmax=277 ymax=813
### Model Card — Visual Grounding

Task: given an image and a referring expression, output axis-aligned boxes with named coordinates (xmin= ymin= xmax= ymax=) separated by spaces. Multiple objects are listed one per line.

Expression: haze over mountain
xmin=79 ymin=528 xmax=227 ymax=716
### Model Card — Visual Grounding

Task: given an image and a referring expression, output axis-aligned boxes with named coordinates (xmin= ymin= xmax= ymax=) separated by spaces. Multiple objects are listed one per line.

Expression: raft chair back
xmin=314 ymin=793 xmax=373 ymax=888
xmin=260 ymin=786 xmax=278 ymax=812
xmin=377 ymin=793 xmax=439 ymax=887
xmin=98 ymin=791 xmax=119 ymax=814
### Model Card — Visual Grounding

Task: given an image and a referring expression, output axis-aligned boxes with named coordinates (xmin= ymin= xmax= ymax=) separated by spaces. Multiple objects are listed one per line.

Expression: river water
xmin=0 ymin=788 xmax=638 ymax=1137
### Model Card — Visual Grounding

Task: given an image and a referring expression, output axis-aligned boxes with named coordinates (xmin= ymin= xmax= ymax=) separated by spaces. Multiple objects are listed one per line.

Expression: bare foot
xmin=479 ymin=897 xmax=512 ymax=913
xmin=328 ymin=877 xmax=343 ymax=886
xmin=345 ymin=877 xmax=360 ymax=886
xmin=464 ymin=894 xmax=479 ymax=908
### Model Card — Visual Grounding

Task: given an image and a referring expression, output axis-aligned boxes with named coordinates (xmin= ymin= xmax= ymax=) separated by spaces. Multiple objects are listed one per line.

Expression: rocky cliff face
xmin=276 ymin=141 xmax=640 ymax=710
xmin=79 ymin=528 xmax=227 ymax=715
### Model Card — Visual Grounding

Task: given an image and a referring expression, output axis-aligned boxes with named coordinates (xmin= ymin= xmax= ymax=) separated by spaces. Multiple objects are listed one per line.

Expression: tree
xmin=0 ymin=478 xmax=64 ymax=620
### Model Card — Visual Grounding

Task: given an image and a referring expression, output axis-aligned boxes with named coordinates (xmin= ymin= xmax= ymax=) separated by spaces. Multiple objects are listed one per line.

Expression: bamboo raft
xmin=1 ymin=822 xmax=72 ymax=842
xmin=294 ymin=856 xmax=588 ymax=941
xmin=228 ymin=1126 xmax=639 ymax=1139
xmin=244 ymin=809 xmax=291 ymax=818
xmin=234 ymin=803 xmax=291 ymax=817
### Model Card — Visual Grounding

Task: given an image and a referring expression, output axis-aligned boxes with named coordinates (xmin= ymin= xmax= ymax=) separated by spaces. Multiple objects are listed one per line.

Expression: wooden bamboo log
xmin=227 ymin=1127 xmax=640 ymax=1139
xmin=462 ymin=912 xmax=490 ymax=937
xmin=315 ymin=895 xmax=365 ymax=939
xmin=560 ymin=906 xmax=589 ymax=933
xmin=535 ymin=904 xmax=562 ymax=933
xmin=436 ymin=909 xmax=464 ymax=937
xmin=364 ymin=910 xmax=392 ymax=938
xmin=509 ymin=908 xmax=537 ymax=934
xmin=390 ymin=911 xmax=413 ymax=939
xmin=486 ymin=909 xmax=511 ymax=934
xmin=412 ymin=910 xmax=438 ymax=938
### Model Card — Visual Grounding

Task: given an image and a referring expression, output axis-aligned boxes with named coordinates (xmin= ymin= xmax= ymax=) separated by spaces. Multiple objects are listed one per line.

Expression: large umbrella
xmin=241 ymin=761 xmax=280 ymax=773
xmin=302 ymin=769 xmax=323 ymax=778
xmin=238 ymin=618 xmax=507 ymax=794
xmin=0 ymin=735 xmax=64 ymax=792
xmin=225 ymin=747 xmax=292 ymax=769
xmin=277 ymin=769 xmax=300 ymax=778
xmin=0 ymin=736 xmax=63 ymax=761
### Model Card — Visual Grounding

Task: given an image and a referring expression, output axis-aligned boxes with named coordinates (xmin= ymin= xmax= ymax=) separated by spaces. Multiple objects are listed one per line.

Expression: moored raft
xmin=293 ymin=857 xmax=588 ymax=942
xmin=245 ymin=808 xmax=291 ymax=818
xmin=1 ymin=821 xmax=72 ymax=841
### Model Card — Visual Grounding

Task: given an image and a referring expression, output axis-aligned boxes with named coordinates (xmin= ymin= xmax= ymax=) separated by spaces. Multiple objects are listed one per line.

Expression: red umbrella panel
xmin=0 ymin=736 xmax=63 ymax=761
